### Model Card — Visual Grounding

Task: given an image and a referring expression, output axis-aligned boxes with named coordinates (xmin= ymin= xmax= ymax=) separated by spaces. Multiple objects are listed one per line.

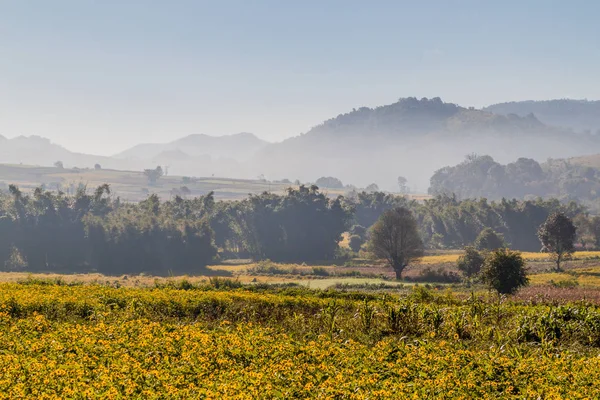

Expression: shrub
xmin=474 ymin=228 xmax=506 ymax=251
xmin=481 ymin=248 xmax=529 ymax=295
xmin=456 ymin=246 xmax=485 ymax=277
xmin=405 ymin=267 xmax=461 ymax=283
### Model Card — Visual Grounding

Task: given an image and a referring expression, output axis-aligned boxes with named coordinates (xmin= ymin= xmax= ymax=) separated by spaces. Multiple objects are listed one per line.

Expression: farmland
xmin=1 ymin=171 xmax=600 ymax=397
xmin=0 ymin=163 xmax=426 ymax=202
xmin=1 ymin=277 xmax=600 ymax=398
xmin=0 ymin=163 xmax=306 ymax=201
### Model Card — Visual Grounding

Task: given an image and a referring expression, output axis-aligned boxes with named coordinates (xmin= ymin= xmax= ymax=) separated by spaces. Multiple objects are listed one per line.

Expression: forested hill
xmin=484 ymin=99 xmax=600 ymax=134
xmin=253 ymin=97 xmax=600 ymax=192
xmin=429 ymin=155 xmax=600 ymax=206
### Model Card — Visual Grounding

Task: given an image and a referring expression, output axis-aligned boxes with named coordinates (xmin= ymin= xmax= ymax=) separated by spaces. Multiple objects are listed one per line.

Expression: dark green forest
xmin=1 ymin=183 xmax=599 ymax=275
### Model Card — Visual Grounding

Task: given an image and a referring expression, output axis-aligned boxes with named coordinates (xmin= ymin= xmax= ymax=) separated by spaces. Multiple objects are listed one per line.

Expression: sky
xmin=1 ymin=0 xmax=599 ymax=155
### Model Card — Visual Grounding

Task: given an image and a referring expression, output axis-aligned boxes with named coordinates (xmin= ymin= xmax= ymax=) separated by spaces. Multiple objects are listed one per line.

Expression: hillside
xmin=484 ymin=99 xmax=600 ymax=133
xmin=252 ymin=97 xmax=600 ymax=192
xmin=428 ymin=154 xmax=600 ymax=206
xmin=0 ymin=134 xmax=266 ymax=180
xmin=5 ymin=98 xmax=600 ymax=193
xmin=569 ymin=153 xmax=600 ymax=169
xmin=0 ymin=135 xmax=128 ymax=170
xmin=114 ymin=132 xmax=268 ymax=162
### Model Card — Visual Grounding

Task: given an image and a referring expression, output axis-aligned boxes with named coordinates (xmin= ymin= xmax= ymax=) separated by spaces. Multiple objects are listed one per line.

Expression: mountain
xmin=484 ymin=99 xmax=600 ymax=134
xmin=251 ymin=97 xmax=600 ymax=192
xmin=114 ymin=132 xmax=269 ymax=162
xmin=0 ymin=135 xmax=132 ymax=170
xmin=0 ymin=133 xmax=269 ymax=180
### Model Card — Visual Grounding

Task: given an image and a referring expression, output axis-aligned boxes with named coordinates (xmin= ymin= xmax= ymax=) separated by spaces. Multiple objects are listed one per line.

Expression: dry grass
xmin=419 ymin=251 xmax=600 ymax=265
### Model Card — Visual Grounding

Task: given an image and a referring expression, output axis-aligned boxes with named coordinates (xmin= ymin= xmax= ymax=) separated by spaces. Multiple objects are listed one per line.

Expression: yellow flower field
xmin=0 ymin=282 xmax=599 ymax=398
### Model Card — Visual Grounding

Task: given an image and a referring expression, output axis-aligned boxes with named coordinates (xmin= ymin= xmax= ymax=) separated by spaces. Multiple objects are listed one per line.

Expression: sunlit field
xmin=0 ymin=282 xmax=600 ymax=398
xmin=420 ymin=251 xmax=600 ymax=265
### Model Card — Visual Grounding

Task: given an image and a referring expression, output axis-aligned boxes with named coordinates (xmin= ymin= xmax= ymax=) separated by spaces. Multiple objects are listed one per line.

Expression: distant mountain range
xmin=114 ymin=132 xmax=268 ymax=162
xmin=484 ymin=99 xmax=600 ymax=134
xmin=0 ymin=133 xmax=269 ymax=179
xmin=2 ymin=97 xmax=600 ymax=192
xmin=251 ymin=97 xmax=600 ymax=191
xmin=0 ymin=135 xmax=127 ymax=170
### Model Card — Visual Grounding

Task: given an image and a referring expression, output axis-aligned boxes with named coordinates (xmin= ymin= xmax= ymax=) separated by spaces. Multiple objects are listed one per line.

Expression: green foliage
xmin=315 ymin=176 xmax=344 ymax=189
xmin=474 ymin=228 xmax=505 ymax=250
xmin=538 ymin=212 xmax=577 ymax=272
xmin=405 ymin=267 xmax=461 ymax=283
xmin=348 ymin=235 xmax=364 ymax=252
xmin=236 ymin=185 xmax=352 ymax=262
xmin=349 ymin=190 xmax=584 ymax=252
xmin=348 ymin=191 xmax=415 ymax=228
xmin=143 ymin=166 xmax=163 ymax=185
xmin=0 ymin=184 xmax=217 ymax=275
xmin=369 ymin=207 xmax=424 ymax=279
xmin=481 ymin=249 xmax=529 ymax=295
xmin=349 ymin=224 xmax=367 ymax=238
xmin=429 ymin=154 xmax=600 ymax=206
xmin=456 ymin=246 xmax=485 ymax=277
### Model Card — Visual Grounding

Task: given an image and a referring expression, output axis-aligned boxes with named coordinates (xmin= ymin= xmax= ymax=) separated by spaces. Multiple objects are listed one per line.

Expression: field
xmin=0 ymin=163 xmax=302 ymax=201
xmin=1 ymin=252 xmax=600 ymax=397
xmin=1 ymin=280 xmax=600 ymax=398
xmin=0 ymin=163 xmax=429 ymax=202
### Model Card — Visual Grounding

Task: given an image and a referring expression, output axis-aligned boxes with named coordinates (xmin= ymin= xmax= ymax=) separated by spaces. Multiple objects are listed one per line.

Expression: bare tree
xmin=369 ymin=207 xmax=423 ymax=279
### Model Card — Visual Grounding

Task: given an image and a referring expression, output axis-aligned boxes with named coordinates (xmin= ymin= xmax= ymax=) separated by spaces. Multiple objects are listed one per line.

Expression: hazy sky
xmin=1 ymin=0 xmax=599 ymax=155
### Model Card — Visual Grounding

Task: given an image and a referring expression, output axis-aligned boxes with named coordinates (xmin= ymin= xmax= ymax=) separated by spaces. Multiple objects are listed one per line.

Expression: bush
xmin=405 ymin=267 xmax=461 ymax=283
xmin=311 ymin=267 xmax=330 ymax=277
xmin=481 ymin=248 xmax=529 ymax=295
xmin=456 ymin=246 xmax=485 ymax=277
xmin=474 ymin=228 xmax=506 ymax=251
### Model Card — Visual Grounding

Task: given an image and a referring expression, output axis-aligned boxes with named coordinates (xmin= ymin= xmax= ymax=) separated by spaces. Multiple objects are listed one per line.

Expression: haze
xmin=1 ymin=0 xmax=600 ymax=155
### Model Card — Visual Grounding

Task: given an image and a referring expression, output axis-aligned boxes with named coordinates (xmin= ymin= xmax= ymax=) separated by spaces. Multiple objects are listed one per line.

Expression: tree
xmin=315 ymin=176 xmax=344 ymax=189
xmin=94 ymin=164 xmax=102 ymax=170
xmin=144 ymin=166 xmax=164 ymax=185
xmin=180 ymin=186 xmax=191 ymax=197
xmin=538 ymin=212 xmax=577 ymax=272
xmin=235 ymin=185 xmax=352 ymax=262
xmin=456 ymin=246 xmax=484 ymax=277
xmin=365 ymin=183 xmax=379 ymax=192
xmin=54 ymin=161 xmax=64 ymax=169
xmin=480 ymin=248 xmax=529 ymax=295
xmin=369 ymin=207 xmax=423 ymax=279
xmin=348 ymin=235 xmax=364 ymax=253
xmin=397 ymin=176 xmax=409 ymax=194
xmin=474 ymin=228 xmax=506 ymax=251
xmin=350 ymin=224 xmax=367 ymax=239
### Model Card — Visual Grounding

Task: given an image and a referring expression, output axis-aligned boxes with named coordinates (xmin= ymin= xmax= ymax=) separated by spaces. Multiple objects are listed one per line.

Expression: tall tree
xmin=397 ymin=176 xmax=409 ymax=194
xmin=537 ymin=212 xmax=577 ymax=272
xmin=144 ymin=166 xmax=164 ymax=185
xmin=369 ymin=207 xmax=423 ymax=279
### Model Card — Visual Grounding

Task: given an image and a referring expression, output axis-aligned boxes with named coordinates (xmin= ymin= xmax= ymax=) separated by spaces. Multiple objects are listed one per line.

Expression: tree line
xmin=429 ymin=154 xmax=600 ymax=207
xmin=0 ymin=184 xmax=352 ymax=274
xmin=0 ymin=183 xmax=597 ymax=275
